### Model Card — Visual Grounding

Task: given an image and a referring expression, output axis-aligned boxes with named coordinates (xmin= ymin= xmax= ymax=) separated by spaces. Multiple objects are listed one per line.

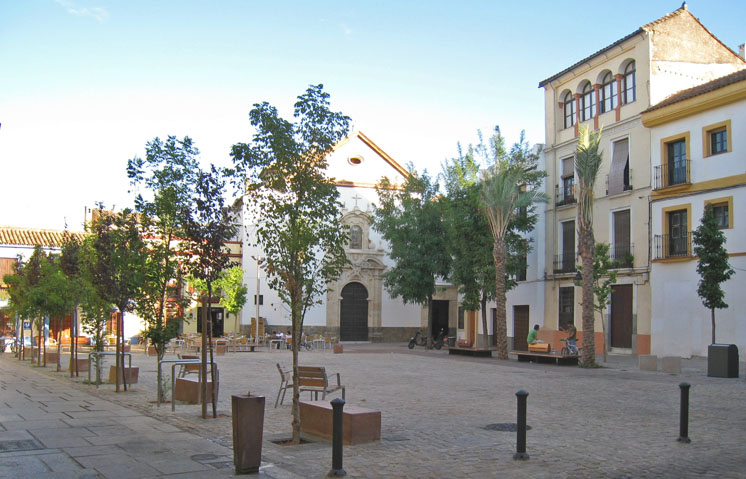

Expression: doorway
xmin=431 ymin=300 xmax=449 ymax=339
xmin=610 ymin=284 xmax=633 ymax=349
xmin=197 ymin=307 xmax=225 ymax=338
xmin=340 ymin=282 xmax=368 ymax=341
xmin=513 ymin=305 xmax=530 ymax=351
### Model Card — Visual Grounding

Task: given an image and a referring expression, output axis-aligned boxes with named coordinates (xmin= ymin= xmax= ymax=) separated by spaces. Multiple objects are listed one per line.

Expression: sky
xmin=1 ymin=0 xmax=745 ymax=231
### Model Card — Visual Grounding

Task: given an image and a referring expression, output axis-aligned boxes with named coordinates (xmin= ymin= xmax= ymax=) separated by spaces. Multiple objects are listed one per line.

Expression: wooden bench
xmin=297 ymin=366 xmax=345 ymax=401
xmin=299 ymin=401 xmax=380 ymax=445
xmin=514 ymin=351 xmax=578 ymax=365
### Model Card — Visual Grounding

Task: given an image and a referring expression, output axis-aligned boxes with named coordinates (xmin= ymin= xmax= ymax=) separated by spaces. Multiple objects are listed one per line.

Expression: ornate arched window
xmin=600 ymin=72 xmax=617 ymax=113
xmin=563 ymin=91 xmax=575 ymax=129
xmin=581 ymin=82 xmax=595 ymax=122
xmin=623 ymin=61 xmax=636 ymax=104
xmin=349 ymin=225 xmax=362 ymax=249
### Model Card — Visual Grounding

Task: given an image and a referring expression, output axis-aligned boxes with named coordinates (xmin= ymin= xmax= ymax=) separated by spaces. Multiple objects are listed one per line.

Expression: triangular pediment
xmin=327 ymin=131 xmax=409 ymax=189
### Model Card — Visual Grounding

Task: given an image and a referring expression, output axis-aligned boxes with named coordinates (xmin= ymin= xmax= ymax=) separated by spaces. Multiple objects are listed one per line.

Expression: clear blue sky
xmin=2 ymin=0 xmax=744 ymax=230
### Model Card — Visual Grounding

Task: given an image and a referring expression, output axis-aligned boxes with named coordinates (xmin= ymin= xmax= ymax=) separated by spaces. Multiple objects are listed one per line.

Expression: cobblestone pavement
xmin=2 ymin=344 xmax=745 ymax=478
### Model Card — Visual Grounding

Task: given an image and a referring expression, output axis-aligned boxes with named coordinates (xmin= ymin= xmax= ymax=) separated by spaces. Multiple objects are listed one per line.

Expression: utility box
xmin=707 ymin=344 xmax=739 ymax=378
xmin=232 ymin=394 xmax=265 ymax=474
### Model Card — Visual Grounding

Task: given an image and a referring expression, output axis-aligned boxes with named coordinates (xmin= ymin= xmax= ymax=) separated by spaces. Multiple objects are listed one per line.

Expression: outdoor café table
xmin=159 ymin=358 xmax=218 ymax=411
xmin=267 ymin=338 xmax=284 ymax=351
xmin=88 ymin=351 xmax=133 ymax=385
xmin=313 ymin=337 xmax=326 ymax=350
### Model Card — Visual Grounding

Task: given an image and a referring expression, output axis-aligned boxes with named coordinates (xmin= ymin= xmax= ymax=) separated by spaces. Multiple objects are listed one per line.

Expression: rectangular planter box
xmin=300 ymin=400 xmax=380 ymax=445
xmin=108 ymin=366 xmax=139 ymax=384
xmin=69 ymin=357 xmax=90 ymax=373
xmin=174 ymin=377 xmax=216 ymax=404
xmin=708 ymin=344 xmax=739 ymax=378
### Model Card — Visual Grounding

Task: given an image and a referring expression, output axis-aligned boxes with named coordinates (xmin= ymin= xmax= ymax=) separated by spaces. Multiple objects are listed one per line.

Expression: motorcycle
xmin=408 ymin=330 xmax=427 ymax=349
xmin=408 ymin=328 xmax=449 ymax=350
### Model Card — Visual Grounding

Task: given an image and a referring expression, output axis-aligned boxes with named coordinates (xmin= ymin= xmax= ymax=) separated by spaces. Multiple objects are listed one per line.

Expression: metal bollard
xmin=513 ymin=390 xmax=529 ymax=460
xmin=677 ymin=382 xmax=691 ymax=443
xmin=328 ymin=398 xmax=346 ymax=477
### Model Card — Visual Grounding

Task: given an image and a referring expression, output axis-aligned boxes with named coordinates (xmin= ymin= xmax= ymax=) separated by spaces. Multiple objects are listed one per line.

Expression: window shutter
xmin=562 ymin=157 xmax=574 ymax=178
xmin=608 ymin=139 xmax=629 ymax=196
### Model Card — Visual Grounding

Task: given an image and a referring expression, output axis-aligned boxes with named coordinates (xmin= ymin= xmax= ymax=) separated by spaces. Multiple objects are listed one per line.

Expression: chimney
xmin=740 ymin=43 xmax=745 ymax=61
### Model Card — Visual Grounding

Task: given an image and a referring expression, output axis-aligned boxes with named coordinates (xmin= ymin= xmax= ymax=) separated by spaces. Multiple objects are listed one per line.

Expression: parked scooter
xmin=408 ymin=328 xmax=449 ymax=350
xmin=408 ymin=330 xmax=427 ymax=349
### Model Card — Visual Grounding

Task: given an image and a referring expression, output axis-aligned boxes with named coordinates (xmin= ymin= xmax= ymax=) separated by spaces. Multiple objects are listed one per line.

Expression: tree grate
xmin=483 ymin=423 xmax=532 ymax=432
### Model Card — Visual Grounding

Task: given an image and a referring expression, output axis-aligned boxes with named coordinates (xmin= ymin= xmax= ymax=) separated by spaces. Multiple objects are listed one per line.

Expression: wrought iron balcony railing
xmin=654 ymin=161 xmax=690 ymax=190
xmin=553 ymin=253 xmax=577 ymax=274
xmin=610 ymin=243 xmax=634 ymax=268
xmin=654 ymin=233 xmax=692 ymax=259
xmin=555 ymin=183 xmax=576 ymax=207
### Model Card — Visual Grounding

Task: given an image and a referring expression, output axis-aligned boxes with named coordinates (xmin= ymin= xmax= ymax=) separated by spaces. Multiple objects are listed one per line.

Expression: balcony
xmin=555 ymin=182 xmax=576 ymax=207
xmin=654 ymin=161 xmax=690 ymax=190
xmin=654 ymin=233 xmax=692 ymax=260
xmin=610 ymin=243 xmax=634 ymax=268
xmin=605 ymin=168 xmax=633 ymax=195
xmin=553 ymin=253 xmax=576 ymax=274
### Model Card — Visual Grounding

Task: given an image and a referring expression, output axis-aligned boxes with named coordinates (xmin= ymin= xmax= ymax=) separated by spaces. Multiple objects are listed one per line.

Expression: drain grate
xmin=0 ymin=439 xmax=45 ymax=453
xmin=484 ymin=423 xmax=532 ymax=432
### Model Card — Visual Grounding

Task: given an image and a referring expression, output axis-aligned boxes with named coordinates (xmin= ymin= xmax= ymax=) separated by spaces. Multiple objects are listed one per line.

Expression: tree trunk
xmin=481 ymin=292 xmax=489 ymax=349
xmin=290 ymin=288 xmax=302 ymax=445
xmin=55 ymin=322 xmax=62 ymax=372
xmin=70 ymin=309 xmax=77 ymax=377
xmin=493 ymin=237 xmax=509 ymax=360
xmin=711 ymin=308 xmax=716 ymax=344
xmin=579 ymin=229 xmax=596 ymax=366
xmin=207 ymin=285 xmax=217 ymax=419
xmin=599 ymin=311 xmax=607 ymax=363
xmin=200 ymin=295 xmax=208 ymax=419
xmin=426 ymin=295 xmax=433 ymax=349
xmin=115 ymin=313 xmax=121 ymax=392
xmin=19 ymin=318 xmax=24 ymax=361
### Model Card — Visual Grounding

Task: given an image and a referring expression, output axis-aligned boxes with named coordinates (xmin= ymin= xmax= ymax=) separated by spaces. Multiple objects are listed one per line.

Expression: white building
xmin=643 ymin=69 xmax=746 ymax=357
xmin=241 ymin=131 xmax=433 ymax=342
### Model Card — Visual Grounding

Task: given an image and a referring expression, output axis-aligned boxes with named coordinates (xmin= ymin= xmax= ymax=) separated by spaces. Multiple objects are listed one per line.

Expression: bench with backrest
xmin=297 ymin=366 xmax=345 ymax=401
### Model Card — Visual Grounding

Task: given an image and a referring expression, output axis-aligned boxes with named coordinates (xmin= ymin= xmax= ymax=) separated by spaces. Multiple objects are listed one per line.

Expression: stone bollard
xmin=513 ymin=390 xmax=529 ymax=460
xmin=677 ymin=383 xmax=691 ymax=443
xmin=232 ymin=394 xmax=265 ymax=474
xmin=328 ymin=398 xmax=346 ymax=477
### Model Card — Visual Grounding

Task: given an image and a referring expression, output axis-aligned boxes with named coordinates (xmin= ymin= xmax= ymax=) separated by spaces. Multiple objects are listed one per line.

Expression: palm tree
xmin=575 ymin=126 xmax=603 ymax=366
xmin=479 ymin=162 xmax=546 ymax=359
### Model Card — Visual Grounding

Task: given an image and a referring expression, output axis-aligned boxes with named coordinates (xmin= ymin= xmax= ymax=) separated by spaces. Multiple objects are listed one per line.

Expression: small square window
xmin=703 ymin=121 xmax=731 ymax=158
xmin=711 ymin=129 xmax=727 ymax=155
xmin=712 ymin=203 xmax=729 ymax=229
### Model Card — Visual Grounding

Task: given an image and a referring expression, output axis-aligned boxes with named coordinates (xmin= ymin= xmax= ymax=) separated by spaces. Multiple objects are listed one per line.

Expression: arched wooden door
xmin=340 ymin=282 xmax=368 ymax=341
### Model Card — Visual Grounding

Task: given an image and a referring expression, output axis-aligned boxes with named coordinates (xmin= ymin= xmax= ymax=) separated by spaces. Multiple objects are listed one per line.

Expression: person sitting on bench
xmin=527 ymin=324 xmax=541 ymax=344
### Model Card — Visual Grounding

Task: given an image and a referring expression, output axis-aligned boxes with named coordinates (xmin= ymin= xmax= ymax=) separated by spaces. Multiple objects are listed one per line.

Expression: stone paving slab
xmin=2 ymin=346 xmax=745 ymax=478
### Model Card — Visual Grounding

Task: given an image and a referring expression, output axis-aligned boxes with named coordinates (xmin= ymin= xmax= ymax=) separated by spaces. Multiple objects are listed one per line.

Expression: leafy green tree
xmin=693 ymin=204 xmax=735 ymax=344
xmin=182 ymin=164 xmax=238 ymax=419
xmin=442 ymin=129 xmax=543 ymax=349
xmin=574 ymin=126 xmax=603 ymax=366
xmin=128 ymin=136 xmax=198 ymax=402
xmin=88 ymin=208 xmax=148 ymax=392
xmin=3 ymin=256 xmax=32 ymax=361
xmin=33 ymin=255 xmax=78 ymax=371
xmin=479 ymin=130 xmax=546 ymax=360
xmin=229 ymin=84 xmax=350 ymax=443
xmin=576 ymin=243 xmax=619 ymax=363
xmin=375 ymin=170 xmax=451 ymax=349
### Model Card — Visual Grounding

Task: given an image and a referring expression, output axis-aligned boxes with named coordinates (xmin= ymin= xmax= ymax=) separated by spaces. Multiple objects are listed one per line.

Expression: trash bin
xmin=448 ymin=336 xmax=456 ymax=347
xmin=707 ymin=344 xmax=739 ymax=378
xmin=231 ymin=394 xmax=265 ymax=474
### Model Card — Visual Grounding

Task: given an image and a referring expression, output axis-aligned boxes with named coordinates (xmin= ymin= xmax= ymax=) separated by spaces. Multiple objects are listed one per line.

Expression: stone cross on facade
xmin=352 ymin=194 xmax=363 ymax=209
